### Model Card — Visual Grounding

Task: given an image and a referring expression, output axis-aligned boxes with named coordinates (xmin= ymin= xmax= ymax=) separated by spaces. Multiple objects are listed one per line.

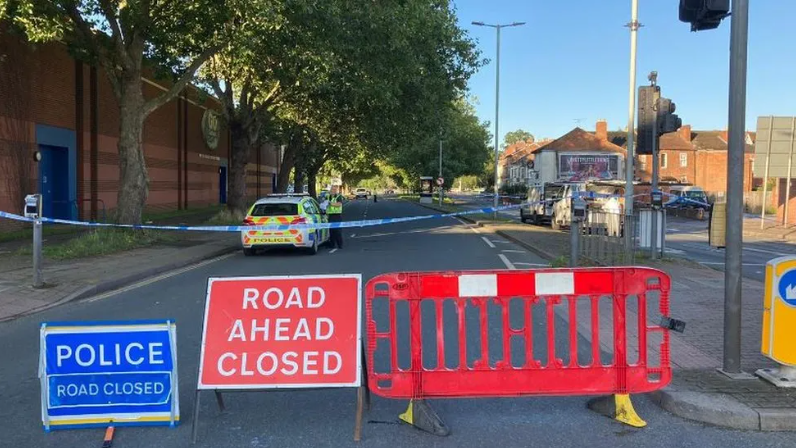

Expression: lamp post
xmin=472 ymin=21 xmax=525 ymax=218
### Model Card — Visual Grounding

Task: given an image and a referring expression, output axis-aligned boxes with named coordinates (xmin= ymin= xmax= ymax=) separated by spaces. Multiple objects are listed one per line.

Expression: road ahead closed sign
xmin=198 ymin=275 xmax=362 ymax=389
xmin=39 ymin=320 xmax=179 ymax=431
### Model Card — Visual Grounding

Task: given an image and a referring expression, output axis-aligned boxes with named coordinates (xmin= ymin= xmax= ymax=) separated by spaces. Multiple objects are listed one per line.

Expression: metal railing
xmin=579 ymin=210 xmax=638 ymax=266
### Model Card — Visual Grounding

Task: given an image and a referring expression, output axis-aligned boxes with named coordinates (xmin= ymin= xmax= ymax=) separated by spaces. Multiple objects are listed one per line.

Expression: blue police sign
xmin=39 ymin=320 xmax=179 ymax=431
xmin=778 ymin=269 xmax=796 ymax=307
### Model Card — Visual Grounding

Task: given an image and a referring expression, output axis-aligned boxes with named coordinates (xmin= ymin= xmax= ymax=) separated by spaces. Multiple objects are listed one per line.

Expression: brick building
xmin=0 ymin=32 xmax=278 ymax=226
xmin=623 ymin=125 xmax=756 ymax=195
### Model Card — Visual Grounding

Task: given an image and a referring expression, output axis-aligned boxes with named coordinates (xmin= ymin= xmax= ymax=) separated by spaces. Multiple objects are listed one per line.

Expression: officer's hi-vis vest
xmin=327 ymin=195 xmax=344 ymax=214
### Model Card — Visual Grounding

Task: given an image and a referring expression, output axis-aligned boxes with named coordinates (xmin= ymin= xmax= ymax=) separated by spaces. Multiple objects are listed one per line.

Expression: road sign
xmin=39 ymin=320 xmax=179 ymax=431
xmin=198 ymin=275 xmax=362 ymax=389
xmin=753 ymin=116 xmax=796 ymax=179
xmin=437 ymin=177 xmax=444 ymax=186
xmin=762 ymin=256 xmax=796 ymax=366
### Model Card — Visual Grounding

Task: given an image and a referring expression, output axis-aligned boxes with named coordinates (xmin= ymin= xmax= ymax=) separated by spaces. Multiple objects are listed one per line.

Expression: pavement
xmin=1 ymin=198 xmax=795 ymax=447
xmin=431 ymin=195 xmax=796 ymax=433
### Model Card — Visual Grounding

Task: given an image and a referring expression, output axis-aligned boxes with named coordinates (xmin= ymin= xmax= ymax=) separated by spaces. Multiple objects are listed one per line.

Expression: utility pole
xmin=650 ymin=92 xmax=660 ymax=260
xmin=624 ymin=0 xmax=640 ymax=254
xmin=722 ymin=0 xmax=750 ymax=377
xmin=472 ymin=21 xmax=526 ymax=219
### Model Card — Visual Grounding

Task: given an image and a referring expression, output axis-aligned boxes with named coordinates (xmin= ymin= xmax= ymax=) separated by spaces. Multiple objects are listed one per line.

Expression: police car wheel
xmin=520 ymin=209 xmax=527 ymax=223
xmin=243 ymin=247 xmax=255 ymax=256
xmin=306 ymin=233 xmax=319 ymax=255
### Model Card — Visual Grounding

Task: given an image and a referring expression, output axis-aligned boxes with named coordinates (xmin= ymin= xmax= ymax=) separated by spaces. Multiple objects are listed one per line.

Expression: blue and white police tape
xmin=0 ymin=201 xmax=534 ymax=233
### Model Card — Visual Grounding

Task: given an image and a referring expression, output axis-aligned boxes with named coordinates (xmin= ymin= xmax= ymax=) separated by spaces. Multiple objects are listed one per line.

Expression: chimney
xmin=679 ymin=124 xmax=692 ymax=142
xmin=595 ymin=119 xmax=608 ymax=141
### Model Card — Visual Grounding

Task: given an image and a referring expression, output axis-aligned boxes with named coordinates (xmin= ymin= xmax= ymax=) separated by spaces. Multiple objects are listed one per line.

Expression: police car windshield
xmin=684 ymin=191 xmax=706 ymax=199
xmin=251 ymin=203 xmax=299 ymax=216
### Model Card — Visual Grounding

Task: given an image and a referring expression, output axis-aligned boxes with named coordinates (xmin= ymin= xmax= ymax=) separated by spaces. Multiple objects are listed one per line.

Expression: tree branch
xmin=64 ymin=4 xmax=122 ymax=98
xmin=97 ymin=0 xmax=131 ymax=69
xmin=142 ymin=44 xmax=221 ymax=117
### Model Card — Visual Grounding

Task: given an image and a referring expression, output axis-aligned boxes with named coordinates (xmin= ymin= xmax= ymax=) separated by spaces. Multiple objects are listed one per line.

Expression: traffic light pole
xmin=624 ymin=0 xmax=640 ymax=256
xmin=650 ymin=101 xmax=659 ymax=260
xmin=722 ymin=0 xmax=750 ymax=377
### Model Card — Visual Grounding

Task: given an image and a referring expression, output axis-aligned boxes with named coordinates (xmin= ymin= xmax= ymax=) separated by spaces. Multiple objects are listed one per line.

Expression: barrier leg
xmin=191 ymin=390 xmax=201 ymax=444
xmin=398 ymin=399 xmax=450 ymax=436
xmin=586 ymin=394 xmax=647 ymax=428
xmin=361 ymin=344 xmax=371 ymax=411
xmin=354 ymin=386 xmax=365 ymax=442
xmin=214 ymin=390 xmax=226 ymax=412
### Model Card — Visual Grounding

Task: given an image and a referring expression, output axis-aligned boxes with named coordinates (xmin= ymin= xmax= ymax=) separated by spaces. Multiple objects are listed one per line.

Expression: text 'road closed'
xmin=198 ymin=275 xmax=361 ymax=389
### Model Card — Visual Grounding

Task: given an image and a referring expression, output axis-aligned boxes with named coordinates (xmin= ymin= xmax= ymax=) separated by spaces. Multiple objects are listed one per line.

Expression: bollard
xmin=570 ymin=220 xmax=580 ymax=268
xmin=33 ymin=219 xmax=43 ymax=288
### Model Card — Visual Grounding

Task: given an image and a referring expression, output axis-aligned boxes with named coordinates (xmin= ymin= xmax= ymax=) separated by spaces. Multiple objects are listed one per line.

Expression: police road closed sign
xmin=199 ymin=275 xmax=362 ymax=389
xmin=39 ymin=320 xmax=179 ymax=430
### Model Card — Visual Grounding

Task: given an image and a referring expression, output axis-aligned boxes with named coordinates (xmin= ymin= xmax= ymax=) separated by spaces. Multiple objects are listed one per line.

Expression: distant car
xmin=241 ymin=194 xmax=329 ymax=256
xmin=355 ymin=188 xmax=369 ymax=199
xmin=665 ymin=186 xmax=709 ymax=210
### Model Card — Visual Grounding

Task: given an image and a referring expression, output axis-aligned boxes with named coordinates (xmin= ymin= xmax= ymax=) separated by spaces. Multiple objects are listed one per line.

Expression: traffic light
xmin=679 ymin=0 xmax=730 ymax=31
xmin=657 ymin=98 xmax=682 ymax=134
xmin=636 ymin=85 xmax=660 ymax=155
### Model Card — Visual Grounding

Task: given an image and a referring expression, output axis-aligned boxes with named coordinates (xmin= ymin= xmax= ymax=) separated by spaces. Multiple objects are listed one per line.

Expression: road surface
xmin=0 ymin=199 xmax=792 ymax=447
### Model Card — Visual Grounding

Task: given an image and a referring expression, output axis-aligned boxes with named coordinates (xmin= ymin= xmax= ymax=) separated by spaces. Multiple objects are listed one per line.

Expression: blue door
xmin=38 ymin=145 xmax=70 ymax=219
xmin=219 ymin=166 xmax=227 ymax=204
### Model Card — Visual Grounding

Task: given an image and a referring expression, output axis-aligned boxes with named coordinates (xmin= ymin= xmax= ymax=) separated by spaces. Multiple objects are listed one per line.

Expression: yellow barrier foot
xmin=399 ymin=399 xmax=451 ymax=436
xmin=586 ymin=394 xmax=647 ymax=428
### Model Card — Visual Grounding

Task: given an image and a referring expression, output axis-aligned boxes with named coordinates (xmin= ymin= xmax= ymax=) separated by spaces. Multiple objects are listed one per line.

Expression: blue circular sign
xmin=777 ymin=269 xmax=796 ymax=307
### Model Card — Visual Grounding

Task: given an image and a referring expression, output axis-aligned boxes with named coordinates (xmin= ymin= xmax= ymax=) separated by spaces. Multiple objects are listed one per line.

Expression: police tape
xmin=0 ymin=202 xmax=534 ymax=233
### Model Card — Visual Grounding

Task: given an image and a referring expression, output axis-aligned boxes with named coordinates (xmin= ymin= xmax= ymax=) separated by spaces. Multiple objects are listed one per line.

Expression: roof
xmin=659 ymin=132 xmax=694 ymax=150
xmin=691 ymin=130 xmax=755 ymax=153
xmin=533 ymin=127 xmax=626 ymax=154
xmin=254 ymin=194 xmax=309 ymax=204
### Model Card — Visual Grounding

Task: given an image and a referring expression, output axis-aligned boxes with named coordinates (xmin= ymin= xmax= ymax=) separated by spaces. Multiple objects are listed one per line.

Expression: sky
xmin=454 ymin=0 xmax=796 ymax=142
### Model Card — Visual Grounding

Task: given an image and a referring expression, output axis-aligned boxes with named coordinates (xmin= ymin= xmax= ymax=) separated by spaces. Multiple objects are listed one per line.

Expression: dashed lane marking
xmin=498 ymin=254 xmax=516 ymax=270
xmin=481 ymin=236 xmax=496 ymax=248
xmin=329 ymin=248 xmax=339 ymax=254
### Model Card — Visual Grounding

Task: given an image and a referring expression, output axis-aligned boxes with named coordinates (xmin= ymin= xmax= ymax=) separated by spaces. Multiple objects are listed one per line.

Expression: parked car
xmin=665 ymin=186 xmax=709 ymax=209
xmin=354 ymin=188 xmax=369 ymax=199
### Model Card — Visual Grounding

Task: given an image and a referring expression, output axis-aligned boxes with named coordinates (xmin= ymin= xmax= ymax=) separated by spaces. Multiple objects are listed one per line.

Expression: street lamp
xmin=472 ymin=21 xmax=526 ymax=217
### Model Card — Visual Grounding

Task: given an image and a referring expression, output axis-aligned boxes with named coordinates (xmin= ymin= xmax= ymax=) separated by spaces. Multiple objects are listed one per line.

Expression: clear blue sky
xmin=455 ymin=0 xmax=796 ymax=142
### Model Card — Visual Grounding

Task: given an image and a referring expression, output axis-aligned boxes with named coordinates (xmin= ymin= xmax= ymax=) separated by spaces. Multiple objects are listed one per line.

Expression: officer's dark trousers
xmin=328 ymin=213 xmax=343 ymax=249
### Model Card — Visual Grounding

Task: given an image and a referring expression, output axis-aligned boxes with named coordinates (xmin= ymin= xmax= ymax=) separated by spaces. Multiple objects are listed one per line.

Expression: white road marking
xmin=742 ymin=246 xmax=792 ymax=257
xmin=698 ymin=262 xmax=765 ymax=266
xmin=455 ymin=217 xmax=480 ymax=233
xmin=665 ymin=248 xmax=686 ymax=254
xmin=498 ymin=254 xmax=516 ymax=270
xmin=501 ymin=249 xmax=526 ymax=254
xmin=329 ymin=248 xmax=339 ymax=254
xmin=512 ymin=262 xmax=550 ymax=267
xmin=85 ymin=253 xmax=235 ymax=303
xmin=491 ymin=240 xmax=511 ymax=244
xmin=350 ymin=233 xmax=356 ymax=238
xmin=481 ymin=236 xmax=496 ymax=248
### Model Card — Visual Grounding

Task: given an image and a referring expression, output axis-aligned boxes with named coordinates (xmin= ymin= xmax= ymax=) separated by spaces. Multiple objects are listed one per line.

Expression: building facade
xmin=0 ymin=32 xmax=278 ymax=227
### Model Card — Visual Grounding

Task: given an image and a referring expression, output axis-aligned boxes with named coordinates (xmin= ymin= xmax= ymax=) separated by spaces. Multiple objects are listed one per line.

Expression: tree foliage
xmin=504 ymin=129 xmax=535 ymax=147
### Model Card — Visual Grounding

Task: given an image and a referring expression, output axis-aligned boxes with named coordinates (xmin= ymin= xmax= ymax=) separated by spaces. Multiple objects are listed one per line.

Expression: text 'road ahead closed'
xmin=198 ymin=275 xmax=362 ymax=389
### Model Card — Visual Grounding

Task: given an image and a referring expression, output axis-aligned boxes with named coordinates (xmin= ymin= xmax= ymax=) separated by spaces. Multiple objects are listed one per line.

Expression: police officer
xmin=326 ymin=185 xmax=345 ymax=249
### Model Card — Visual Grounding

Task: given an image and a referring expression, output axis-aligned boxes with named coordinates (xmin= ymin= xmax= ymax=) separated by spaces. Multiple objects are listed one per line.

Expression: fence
xmin=578 ymin=210 xmax=638 ymax=266
xmin=365 ymin=268 xmax=672 ymax=432
xmin=742 ymin=190 xmax=774 ymax=214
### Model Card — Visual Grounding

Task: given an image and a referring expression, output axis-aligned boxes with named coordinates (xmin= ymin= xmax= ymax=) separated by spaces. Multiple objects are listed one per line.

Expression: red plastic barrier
xmin=365 ymin=267 xmax=671 ymax=399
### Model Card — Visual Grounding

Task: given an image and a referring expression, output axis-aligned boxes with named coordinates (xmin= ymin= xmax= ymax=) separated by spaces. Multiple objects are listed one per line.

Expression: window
xmin=251 ymin=203 xmax=298 ymax=216
xmin=680 ymin=152 xmax=688 ymax=167
xmin=303 ymin=200 xmax=318 ymax=215
xmin=639 ymin=155 xmax=647 ymax=171
xmin=661 ymin=153 xmax=668 ymax=169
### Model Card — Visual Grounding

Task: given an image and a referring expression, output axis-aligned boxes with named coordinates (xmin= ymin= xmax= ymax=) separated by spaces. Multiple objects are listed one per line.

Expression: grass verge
xmin=205 ymin=209 xmax=246 ymax=226
xmin=15 ymin=228 xmax=178 ymax=260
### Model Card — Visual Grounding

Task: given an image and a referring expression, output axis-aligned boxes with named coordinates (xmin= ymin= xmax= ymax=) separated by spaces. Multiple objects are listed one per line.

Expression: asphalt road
xmin=0 ymin=199 xmax=793 ymax=447
xmin=665 ymin=216 xmax=796 ymax=282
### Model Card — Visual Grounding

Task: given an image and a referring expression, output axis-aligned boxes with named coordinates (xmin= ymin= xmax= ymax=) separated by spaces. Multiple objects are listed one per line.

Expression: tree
xmin=503 ymin=129 xmax=535 ymax=148
xmin=8 ymin=0 xmax=229 ymax=223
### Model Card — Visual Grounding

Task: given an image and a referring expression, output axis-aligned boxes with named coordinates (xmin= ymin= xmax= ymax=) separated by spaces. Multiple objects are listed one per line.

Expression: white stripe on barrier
xmin=535 ymin=272 xmax=575 ymax=296
xmin=458 ymin=274 xmax=498 ymax=297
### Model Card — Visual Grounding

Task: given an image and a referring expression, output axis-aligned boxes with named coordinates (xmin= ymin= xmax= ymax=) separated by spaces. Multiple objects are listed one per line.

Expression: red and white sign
xmin=198 ymin=275 xmax=362 ymax=389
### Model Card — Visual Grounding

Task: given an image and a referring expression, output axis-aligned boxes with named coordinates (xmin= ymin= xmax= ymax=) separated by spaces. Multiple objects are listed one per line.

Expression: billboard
xmin=558 ymin=154 xmax=619 ymax=181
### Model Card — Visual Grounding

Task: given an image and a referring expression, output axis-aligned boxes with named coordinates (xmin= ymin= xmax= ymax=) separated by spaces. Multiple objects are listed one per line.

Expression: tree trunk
xmin=276 ymin=131 xmax=301 ymax=193
xmin=293 ymin=164 xmax=304 ymax=194
xmin=115 ymin=75 xmax=149 ymax=224
xmin=227 ymin=120 xmax=252 ymax=214
xmin=307 ymin=168 xmax=318 ymax=198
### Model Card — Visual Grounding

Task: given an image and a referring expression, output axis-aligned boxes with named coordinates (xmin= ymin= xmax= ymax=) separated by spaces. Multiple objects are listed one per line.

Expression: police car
xmin=241 ymin=194 xmax=330 ymax=256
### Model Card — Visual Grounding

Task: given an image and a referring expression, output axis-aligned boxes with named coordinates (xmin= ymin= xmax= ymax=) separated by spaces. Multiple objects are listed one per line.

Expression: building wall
xmin=0 ymin=34 xmax=277 ymax=228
